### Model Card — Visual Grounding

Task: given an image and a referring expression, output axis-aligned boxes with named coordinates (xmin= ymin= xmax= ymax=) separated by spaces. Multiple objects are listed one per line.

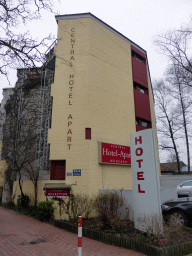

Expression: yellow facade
xmin=0 ymin=160 xmax=7 ymax=186
xmin=47 ymin=14 xmax=159 ymax=196
xmin=11 ymin=14 xmax=159 ymax=215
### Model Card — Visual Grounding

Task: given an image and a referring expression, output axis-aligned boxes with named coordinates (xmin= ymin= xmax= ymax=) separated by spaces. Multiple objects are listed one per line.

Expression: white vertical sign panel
xmin=130 ymin=129 xmax=163 ymax=233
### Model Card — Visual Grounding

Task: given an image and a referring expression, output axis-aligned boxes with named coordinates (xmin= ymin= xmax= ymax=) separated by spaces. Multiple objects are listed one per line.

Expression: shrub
xmin=0 ymin=186 xmax=3 ymax=204
xmin=36 ymin=201 xmax=55 ymax=222
xmin=3 ymin=201 xmax=15 ymax=209
xmin=20 ymin=194 xmax=30 ymax=209
xmin=162 ymin=215 xmax=184 ymax=246
xmin=56 ymin=190 xmax=94 ymax=223
xmin=94 ymin=190 xmax=131 ymax=232
xmin=137 ymin=213 xmax=163 ymax=237
xmin=136 ymin=214 xmax=186 ymax=247
xmin=25 ymin=205 xmax=38 ymax=218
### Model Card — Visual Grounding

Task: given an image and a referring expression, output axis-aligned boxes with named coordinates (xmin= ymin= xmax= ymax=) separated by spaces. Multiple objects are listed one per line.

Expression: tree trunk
xmin=34 ymin=179 xmax=38 ymax=207
xmin=2 ymin=177 xmax=12 ymax=204
xmin=179 ymin=88 xmax=190 ymax=173
xmin=18 ymin=171 xmax=24 ymax=196
xmin=2 ymin=168 xmax=16 ymax=203
xmin=166 ymin=111 xmax=180 ymax=173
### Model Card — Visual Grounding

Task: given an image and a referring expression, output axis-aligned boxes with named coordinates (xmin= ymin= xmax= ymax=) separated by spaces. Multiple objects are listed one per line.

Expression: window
xmin=50 ymin=160 xmax=65 ymax=180
xmin=133 ymin=82 xmax=148 ymax=94
xmin=85 ymin=128 xmax=91 ymax=140
xmin=141 ymin=121 xmax=148 ymax=128
xmin=138 ymin=88 xmax=145 ymax=94
xmin=27 ymin=71 xmax=43 ymax=80
xmin=136 ymin=117 xmax=151 ymax=129
xmin=131 ymin=50 xmax=146 ymax=63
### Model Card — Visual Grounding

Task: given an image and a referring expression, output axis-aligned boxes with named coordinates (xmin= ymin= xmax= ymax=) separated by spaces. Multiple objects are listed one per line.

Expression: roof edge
xmin=55 ymin=12 xmax=146 ymax=55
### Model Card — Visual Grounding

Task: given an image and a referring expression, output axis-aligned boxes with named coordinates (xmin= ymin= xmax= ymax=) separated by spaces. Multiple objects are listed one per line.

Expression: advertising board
xmin=130 ymin=129 xmax=163 ymax=233
xmin=99 ymin=142 xmax=131 ymax=165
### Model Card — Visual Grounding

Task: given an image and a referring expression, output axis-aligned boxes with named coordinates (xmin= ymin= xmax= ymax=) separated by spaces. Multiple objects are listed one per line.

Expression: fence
xmin=99 ymin=174 xmax=192 ymax=212
xmin=54 ymin=220 xmax=192 ymax=256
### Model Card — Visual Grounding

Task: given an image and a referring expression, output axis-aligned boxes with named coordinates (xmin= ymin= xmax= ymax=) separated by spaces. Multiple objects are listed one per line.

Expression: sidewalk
xmin=0 ymin=207 xmax=145 ymax=256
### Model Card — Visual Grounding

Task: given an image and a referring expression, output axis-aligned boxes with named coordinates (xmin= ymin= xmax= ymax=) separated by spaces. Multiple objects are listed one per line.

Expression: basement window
xmin=85 ymin=128 xmax=91 ymax=140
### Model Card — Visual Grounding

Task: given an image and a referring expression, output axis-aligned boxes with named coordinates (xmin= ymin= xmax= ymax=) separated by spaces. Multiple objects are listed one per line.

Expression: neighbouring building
xmin=2 ymin=65 xmax=54 ymax=203
xmin=0 ymin=88 xmax=13 ymax=197
xmin=0 ymin=88 xmax=14 ymax=160
xmin=2 ymin=13 xmax=160 ymax=217
xmin=160 ymin=161 xmax=187 ymax=175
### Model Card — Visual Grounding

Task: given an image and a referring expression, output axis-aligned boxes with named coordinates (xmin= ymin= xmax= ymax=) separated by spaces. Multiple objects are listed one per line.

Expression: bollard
xmin=78 ymin=216 xmax=82 ymax=256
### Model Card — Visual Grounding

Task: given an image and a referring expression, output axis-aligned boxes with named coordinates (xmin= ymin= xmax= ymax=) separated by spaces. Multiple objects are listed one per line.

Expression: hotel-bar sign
xmin=46 ymin=189 xmax=70 ymax=198
xmin=99 ymin=142 xmax=131 ymax=165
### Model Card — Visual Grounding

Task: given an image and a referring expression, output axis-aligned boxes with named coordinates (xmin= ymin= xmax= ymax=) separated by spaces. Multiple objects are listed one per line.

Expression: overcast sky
xmin=1 ymin=0 xmax=191 ymax=101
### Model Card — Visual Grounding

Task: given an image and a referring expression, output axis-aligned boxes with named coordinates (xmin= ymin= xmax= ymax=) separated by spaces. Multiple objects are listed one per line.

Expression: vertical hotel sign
xmin=130 ymin=129 xmax=162 ymax=233
xmin=67 ymin=28 xmax=76 ymax=150
xmin=99 ymin=142 xmax=131 ymax=165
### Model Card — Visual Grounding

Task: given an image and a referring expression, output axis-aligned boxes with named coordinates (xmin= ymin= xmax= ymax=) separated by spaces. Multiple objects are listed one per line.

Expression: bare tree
xmin=153 ymin=80 xmax=181 ymax=173
xmin=2 ymin=65 xmax=53 ymax=204
xmin=154 ymin=21 xmax=192 ymax=85
xmin=0 ymin=0 xmax=56 ymax=82
xmin=166 ymin=152 xmax=177 ymax=163
xmin=154 ymin=20 xmax=192 ymax=171
xmin=25 ymin=162 xmax=40 ymax=207
xmin=166 ymin=64 xmax=192 ymax=173
xmin=2 ymin=78 xmax=40 ymax=203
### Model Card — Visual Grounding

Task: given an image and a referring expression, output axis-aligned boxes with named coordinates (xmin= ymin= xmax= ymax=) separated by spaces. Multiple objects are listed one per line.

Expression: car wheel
xmin=171 ymin=210 xmax=188 ymax=226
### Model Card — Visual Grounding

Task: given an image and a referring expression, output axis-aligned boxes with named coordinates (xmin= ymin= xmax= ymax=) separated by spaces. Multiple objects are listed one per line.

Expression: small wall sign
xmin=46 ymin=189 xmax=70 ymax=198
xmin=73 ymin=169 xmax=81 ymax=176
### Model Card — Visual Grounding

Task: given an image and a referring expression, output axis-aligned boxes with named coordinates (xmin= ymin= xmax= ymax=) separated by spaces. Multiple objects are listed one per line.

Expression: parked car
xmin=162 ymin=197 xmax=192 ymax=226
xmin=177 ymin=180 xmax=192 ymax=197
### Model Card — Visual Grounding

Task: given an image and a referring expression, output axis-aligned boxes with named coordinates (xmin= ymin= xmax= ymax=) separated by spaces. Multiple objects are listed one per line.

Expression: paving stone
xmin=0 ymin=207 xmax=145 ymax=256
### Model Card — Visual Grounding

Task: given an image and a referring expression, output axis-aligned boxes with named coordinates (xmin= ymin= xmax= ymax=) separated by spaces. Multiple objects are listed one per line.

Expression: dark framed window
xmin=131 ymin=50 xmax=146 ymax=64
xmin=133 ymin=82 xmax=148 ymax=95
xmin=50 ymin=160 xmax=65 ymax=180
xmin=85 ymin=128 xmax=91 ymax=140
xmin=141 ymin=121 xmax=148 ymax=128
xmin=136 ymin=117 xmax=151 ymax=128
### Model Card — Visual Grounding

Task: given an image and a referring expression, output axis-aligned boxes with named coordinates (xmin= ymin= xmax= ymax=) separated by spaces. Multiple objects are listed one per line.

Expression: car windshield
xmin=182 ymin=181 xmax=192 ymax=186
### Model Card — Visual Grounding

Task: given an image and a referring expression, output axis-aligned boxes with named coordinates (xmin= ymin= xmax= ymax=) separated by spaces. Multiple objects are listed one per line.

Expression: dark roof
xmin=160 ymin=162 xmax=186 ymax=172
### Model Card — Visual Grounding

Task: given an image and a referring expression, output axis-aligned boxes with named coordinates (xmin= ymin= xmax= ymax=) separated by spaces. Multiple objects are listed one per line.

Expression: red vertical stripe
xmin=78 ymin=237 xmax=82 ymax=247
xmin=78 ymin=216 xmax=82 ymax=227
